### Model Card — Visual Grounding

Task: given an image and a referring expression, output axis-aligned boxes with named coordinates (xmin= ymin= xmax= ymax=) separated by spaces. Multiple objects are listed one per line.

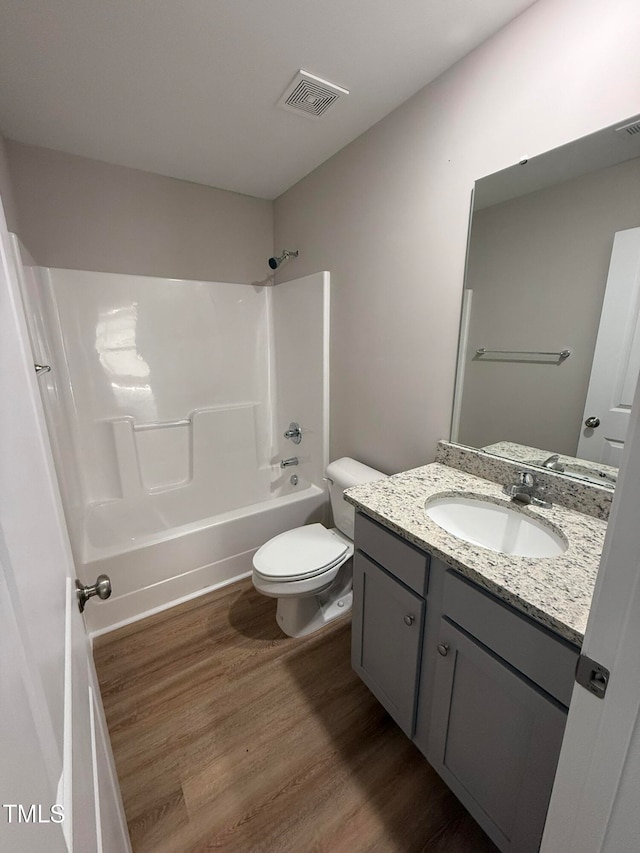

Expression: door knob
xmin=404 ymin=615 xmax=415 ymax=626
xmin=437 ymin=643 xmax=449 ymax=656
xmin=76 ymin=575 xmax=112 ymax=613
xmin=585 ymin=416 xmax=601 ymax=429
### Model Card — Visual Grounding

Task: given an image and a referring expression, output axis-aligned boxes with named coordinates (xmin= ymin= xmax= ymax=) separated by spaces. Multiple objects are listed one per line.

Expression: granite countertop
xmin=345 ymin=463 xmax=608 ymax=646
xmin=483 ymin=440 xmax=618 ymax=487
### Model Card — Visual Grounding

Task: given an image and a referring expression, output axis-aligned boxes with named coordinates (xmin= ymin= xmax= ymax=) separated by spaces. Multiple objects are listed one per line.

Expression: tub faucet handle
xmin=283 ymin=422 xmax=302 ymax=444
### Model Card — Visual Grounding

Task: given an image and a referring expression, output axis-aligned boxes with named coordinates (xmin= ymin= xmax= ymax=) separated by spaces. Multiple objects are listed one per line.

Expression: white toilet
xmin=252 ymin=457 xmax=386 ymax=637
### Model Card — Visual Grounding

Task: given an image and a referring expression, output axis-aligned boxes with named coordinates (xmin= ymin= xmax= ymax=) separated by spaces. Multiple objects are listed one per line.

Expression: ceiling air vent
xmin=615 ymin=119 xmax=640 ymax=136
xmin=278 ymin=70 xmax=349 ymax=120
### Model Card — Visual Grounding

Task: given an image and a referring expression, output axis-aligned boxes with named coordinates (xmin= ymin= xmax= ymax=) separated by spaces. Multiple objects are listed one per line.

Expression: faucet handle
xmin=518 ymin=471 xmax=535 ymax=487
xmin=283 ymin=422 xmax=302 ymax=444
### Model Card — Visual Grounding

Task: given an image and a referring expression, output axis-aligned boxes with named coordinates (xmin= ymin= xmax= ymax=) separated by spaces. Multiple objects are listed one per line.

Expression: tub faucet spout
xmin=280 ymin=457 xmax=299 ymax=468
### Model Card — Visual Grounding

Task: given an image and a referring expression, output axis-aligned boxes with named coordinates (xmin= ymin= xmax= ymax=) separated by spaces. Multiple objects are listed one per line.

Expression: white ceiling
xmin=0 ymin=0 xmax=538 ymax=199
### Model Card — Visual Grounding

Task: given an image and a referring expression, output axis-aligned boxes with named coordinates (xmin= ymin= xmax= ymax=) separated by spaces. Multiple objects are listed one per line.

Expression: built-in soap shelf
xmin=133 ymin=417 xmax=192 ymax=432
xmin=105 ymin=403 xmax=261 ymax=497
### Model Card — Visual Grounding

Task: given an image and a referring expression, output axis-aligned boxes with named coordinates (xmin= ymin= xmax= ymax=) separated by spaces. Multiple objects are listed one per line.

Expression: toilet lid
xmin=253 ymin=523 xmax=350 ymax=580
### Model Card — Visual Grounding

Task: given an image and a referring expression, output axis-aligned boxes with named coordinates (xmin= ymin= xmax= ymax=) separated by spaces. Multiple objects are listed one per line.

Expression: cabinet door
xmin=351 ymin=552 xmax=425 ymax=737
xmin=427 ymin=619 xmax=567 ymax=853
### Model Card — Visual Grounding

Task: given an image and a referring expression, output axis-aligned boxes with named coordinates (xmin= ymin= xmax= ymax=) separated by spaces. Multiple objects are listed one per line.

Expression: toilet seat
xmin=253 ymin=523 xmax=350 ymax=582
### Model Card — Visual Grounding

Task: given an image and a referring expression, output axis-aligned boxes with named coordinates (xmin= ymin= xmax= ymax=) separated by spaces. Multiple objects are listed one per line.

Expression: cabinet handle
xmin=404 ymin=615 xmax=415 ymax=626
xmin=437 ymin=643 xmax=449 ymax=656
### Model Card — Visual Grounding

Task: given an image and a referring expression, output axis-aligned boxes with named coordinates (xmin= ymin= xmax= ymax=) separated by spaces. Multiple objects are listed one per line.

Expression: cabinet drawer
xmin=355 ymin=512 xmax=429 ymax=596
xmin=443 ymin=571 xmax=579 ymax=707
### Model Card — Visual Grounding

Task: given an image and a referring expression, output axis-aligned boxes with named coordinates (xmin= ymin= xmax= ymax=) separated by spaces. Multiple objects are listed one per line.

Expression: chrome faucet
xmin=541 ymin=454 xmax=565 ymax=472
xmin=504 ymin=471 xmax=552 ymax=508
xmin=280 ymin=457 xmax=299 ymax=468
xmin=283 ymin=422 xmax=302 ymax=444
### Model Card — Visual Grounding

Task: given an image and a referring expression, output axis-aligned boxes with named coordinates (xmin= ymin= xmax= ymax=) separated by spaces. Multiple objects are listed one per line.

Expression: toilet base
xmin=276 ymin=590 xmax=353 ymax=638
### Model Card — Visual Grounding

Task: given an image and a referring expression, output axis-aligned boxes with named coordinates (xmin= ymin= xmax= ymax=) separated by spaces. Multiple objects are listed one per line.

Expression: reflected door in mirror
xmin=577 ymin=227 xmax=640 ymax=466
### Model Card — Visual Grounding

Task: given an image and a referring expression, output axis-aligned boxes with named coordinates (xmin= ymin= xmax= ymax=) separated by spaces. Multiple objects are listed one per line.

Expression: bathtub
xmin=83 ymin=483 xmax=328 ymax=635
xmin=19 ymin=262 xmax=332 ymax=635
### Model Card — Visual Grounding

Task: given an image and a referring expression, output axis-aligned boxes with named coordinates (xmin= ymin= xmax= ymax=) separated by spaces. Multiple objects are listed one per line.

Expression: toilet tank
xmin=325 ymin=457 xmax=387 ymax=540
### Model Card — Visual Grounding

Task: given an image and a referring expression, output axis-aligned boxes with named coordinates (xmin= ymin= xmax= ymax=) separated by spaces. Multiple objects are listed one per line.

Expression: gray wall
xmin=274 ymin=0 xmax=640 ymax=474
xmin=4 ymin=140 xmax=273 ymax=283
xmin=0 ymin=133 xmax=18 ymax=233
xmin=458 ymin=157 xmax=640 ymax=455
xmin=4 ymin=0 xmax=640 ymax=474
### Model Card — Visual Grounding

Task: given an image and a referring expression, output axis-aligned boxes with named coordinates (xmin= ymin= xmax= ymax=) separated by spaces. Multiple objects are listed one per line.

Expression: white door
xmin=577 ymin=227 xmax=640 ymax=465
xmin=0 ymin=541 xmax=67 ymax=853
xmin=542 ymin=370 xmax=640 ymax=850
xmin=0 ymin=197 xmax=130 ymax=853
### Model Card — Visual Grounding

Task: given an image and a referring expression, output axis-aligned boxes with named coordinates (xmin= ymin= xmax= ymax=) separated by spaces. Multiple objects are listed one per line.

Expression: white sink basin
xmin=425 ymin=495 xmax=567 ymax=558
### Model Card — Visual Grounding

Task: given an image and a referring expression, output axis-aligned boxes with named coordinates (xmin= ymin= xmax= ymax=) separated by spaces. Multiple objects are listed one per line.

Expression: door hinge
xmin=575 ymin=654 xmax=610 ymax=699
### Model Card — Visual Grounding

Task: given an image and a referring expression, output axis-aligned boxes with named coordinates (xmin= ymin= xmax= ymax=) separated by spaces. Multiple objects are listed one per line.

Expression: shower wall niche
xmin=16 ymin=238 xmax=329 ymax=630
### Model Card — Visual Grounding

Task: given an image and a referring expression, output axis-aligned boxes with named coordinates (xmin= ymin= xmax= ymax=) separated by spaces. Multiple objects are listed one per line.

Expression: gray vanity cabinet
xmin=351 ymin=511 xmax=580 ymax=853
xmin=351 ymin=552 xmax=425 ymax=737
xmin=351 ymin=513 xmax=430 ymax=738
xmin=428 ymin=618 xmax=567 ymax=852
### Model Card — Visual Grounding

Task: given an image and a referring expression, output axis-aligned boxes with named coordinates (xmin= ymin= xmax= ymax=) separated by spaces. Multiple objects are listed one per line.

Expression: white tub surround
xmin=15 ymin=253 xmax=331 ymax=632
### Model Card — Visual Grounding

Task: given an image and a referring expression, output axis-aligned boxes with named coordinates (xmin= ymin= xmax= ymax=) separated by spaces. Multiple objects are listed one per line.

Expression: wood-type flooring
xmin=94 ymin=578 xmax=496 ymax=852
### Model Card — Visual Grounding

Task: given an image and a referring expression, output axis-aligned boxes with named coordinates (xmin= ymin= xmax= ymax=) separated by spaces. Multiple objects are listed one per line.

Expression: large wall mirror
xmin=451 ymin=115 xmax=640 ymax=490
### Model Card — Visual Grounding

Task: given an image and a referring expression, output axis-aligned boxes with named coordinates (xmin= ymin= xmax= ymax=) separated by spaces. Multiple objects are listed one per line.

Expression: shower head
xmin=268 ymin=249 xmax=299 ymax=270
